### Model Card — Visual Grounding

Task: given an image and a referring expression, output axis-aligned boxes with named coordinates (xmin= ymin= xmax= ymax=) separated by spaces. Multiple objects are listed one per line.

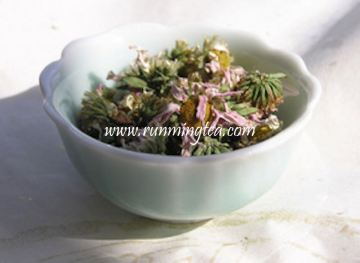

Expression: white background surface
xmin=0 ymin=0 xmax=360 ymax=262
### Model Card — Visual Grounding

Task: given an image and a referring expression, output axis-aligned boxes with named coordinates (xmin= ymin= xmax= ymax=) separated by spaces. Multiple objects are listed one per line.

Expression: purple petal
xmin=171 ymin=85 xmax=188 ymax=102
xmin=205 ymin=60 xmax=221 ymax=73
xmin=213 ymin=90 xmax=243 ymax=97
xmin=223 ymin=67 xmax=246 ymax=87
xmin=202 ymin=83 xmax=219 ymax=89
xmin=196 ymin=95 xmax=208 ymax=125
xmin=181 ymin=127 xmax=197 ymax=157
xmin=224 ymin=69 xmax=232 ymax=85
xmin=223 ymin=101 xmax=230 ymax=112
xmin=223 ymin=111 xmax=247 ymax=126
xmin=249 ymin=112 xmax=265 ymax=123
xmin=210 ymin=108 xmax=247 ymax=128
xmin=192 ymin=82 xmax=204 ymax=94
xmin=205 ymin=87 xmax=219 ymax=98
xmin=95 ymin=84 xmax=105 ymax=95
xmin=149 ymin=103 xmax=180 ymax=125
xmin=233 ymin=66 xmax=246 ymax=77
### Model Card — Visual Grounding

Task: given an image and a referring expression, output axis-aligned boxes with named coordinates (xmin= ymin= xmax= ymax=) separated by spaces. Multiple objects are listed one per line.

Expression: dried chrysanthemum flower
xmin=239 ymin=70 xmax=286 ymax=114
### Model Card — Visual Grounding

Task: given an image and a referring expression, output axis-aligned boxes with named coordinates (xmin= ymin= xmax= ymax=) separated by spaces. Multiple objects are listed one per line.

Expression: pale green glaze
xmin=39 ymin=23 xmax=321 ymax=222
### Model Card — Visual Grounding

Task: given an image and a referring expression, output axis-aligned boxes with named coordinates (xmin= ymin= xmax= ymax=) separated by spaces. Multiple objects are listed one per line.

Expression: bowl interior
xmin=51 ymin=26 xmax=308 ymax=131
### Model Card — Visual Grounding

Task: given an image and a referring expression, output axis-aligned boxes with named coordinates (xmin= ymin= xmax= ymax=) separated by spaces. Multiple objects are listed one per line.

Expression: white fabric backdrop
xmin=0 ymin=0 xmax=359 ymax=262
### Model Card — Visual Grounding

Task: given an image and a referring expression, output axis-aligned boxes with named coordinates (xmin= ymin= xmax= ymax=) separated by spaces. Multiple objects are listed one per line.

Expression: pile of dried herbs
xmin=78 ymin=36 xmax=287 ymax=156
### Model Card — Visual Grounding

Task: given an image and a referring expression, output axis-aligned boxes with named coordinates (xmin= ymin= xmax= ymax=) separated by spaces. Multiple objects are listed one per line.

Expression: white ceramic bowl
xmin=39 ymin=23 xmax=321 ymax=222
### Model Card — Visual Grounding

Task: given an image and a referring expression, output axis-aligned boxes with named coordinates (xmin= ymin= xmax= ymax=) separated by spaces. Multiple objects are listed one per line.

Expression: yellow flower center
xmin=180 ymin=97 xmax=212 ymax=127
